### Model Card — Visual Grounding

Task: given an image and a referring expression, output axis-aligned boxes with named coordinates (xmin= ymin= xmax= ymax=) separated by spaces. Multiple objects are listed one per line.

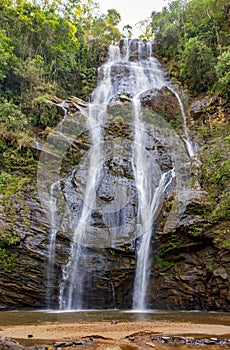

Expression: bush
xmin=0 ymin=99 xmax=28 ymax=131
xmin=215 ymin=50 xmax=230 ymax=97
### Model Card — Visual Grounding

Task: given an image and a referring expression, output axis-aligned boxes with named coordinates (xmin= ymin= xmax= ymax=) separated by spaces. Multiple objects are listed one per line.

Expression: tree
xmin=0 ymin=30 xmax=15 ymax=82
xmin=137 ymin=18 xmax=153 ymax=40
xmin=150 ymin=0 xmax=230 ymax=94
xmin=186 ymin=0 xmax=229 ymax=54
xmin=122 ymin=24 xmax=132 ymax=39
xmin=151 ymin=1 xmax=187 ymax=60
xmin=215 ymin=49 xmax=230 ymax=97
xmin=180 ymin=37 xmax=215 ymax=90
xmin=106 ymin=8 xmax=121 ymax=26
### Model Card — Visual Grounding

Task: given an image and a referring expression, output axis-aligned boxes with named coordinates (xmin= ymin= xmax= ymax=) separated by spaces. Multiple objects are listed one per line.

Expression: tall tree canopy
xmin=151 ymin=0 xmax=230 ymax=96
xmin=0 ymin=0 xmax=121 ymax=103
xmin=0 ymin=0 xmax=122 ymax=132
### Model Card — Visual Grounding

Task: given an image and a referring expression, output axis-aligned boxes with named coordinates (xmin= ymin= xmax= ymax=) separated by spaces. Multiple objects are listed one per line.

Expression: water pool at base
xmin=0 ymin=309 xmax=229 ymax=327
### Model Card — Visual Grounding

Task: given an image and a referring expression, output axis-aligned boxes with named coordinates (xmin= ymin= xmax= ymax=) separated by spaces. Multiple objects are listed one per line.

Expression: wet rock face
xmin=141 ymin=87 xmax=184 ymax=132
xmin=57 ymin=132 xmax=139 ymax=249
xmin=0 ymin=95 xmax=229 ymax=311
xmin=119 ymin=39 xmax=152 ymax=61
xmin=0 ymin=180 xmax=137 ymax=310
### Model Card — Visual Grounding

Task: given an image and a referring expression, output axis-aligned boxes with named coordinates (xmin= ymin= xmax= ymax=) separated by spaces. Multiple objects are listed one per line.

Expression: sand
xmin=1 ymin=320 xmax=230 ymax=340
xmin=1 ymin=319 xmax=230 ymax=350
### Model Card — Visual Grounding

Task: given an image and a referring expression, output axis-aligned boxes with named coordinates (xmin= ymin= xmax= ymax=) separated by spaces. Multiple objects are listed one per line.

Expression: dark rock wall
xmin=0 ymin=185 xmax=47 ymax=310
xmin=0 ymin=92 xmax=229 ymax=312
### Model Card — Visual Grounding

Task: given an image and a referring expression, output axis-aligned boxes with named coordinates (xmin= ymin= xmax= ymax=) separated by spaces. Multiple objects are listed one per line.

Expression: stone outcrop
xmin=190 ymin=94 xmax=229 ymax=128
xmin=141 ymin=87 xmax=183 ymax=130
xmin=0 ymin=337 xmax=31 ymax=350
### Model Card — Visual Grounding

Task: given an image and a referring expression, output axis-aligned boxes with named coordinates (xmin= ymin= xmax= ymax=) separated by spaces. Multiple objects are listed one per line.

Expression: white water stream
xmin=45 ymin=39 xmax=194 ymax=311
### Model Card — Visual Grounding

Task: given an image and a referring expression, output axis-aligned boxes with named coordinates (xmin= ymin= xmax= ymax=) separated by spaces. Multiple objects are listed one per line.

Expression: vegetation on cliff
xmin=150 ymin=0 xmax=230 ymax=97
xmin=0 ymin=0 xmax=122 ymax=179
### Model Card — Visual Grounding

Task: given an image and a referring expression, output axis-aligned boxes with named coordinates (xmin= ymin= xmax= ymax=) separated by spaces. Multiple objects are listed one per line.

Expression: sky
xmin=98 ymin=0 xmax=167 ymax=37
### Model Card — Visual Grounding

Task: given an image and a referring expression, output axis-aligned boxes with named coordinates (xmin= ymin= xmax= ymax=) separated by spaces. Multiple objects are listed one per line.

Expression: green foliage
xmin=30 ymin=96 xmax=62 ymax=128
xmin=0 ymin=230 xmax=20 ymax=272
xmin=151 ymin=0 xmax=188 ymax=59
xmin=201 ymin=139 xmax=230 ymax=198
xmin=0 ymin=171 xmax=29 ymax=205
xmin=188 ymin=225 xmax=203 ymax=237
xmin=0 ymin=99 xmax=28 ymax=131
xmin=106 ymin=9 xmax=121 ymax=26
xmin=207 ymin=262 xmax=219 ymax=272
xmin=122 ymin=25 xmax=133 ymax=39
xmin=0 ymin=30 xmax=15 ymax=81
xmin=155 ymin=257 xmax=173 ymax=269
xmin=0 ymin=247 xmax=18 ymax=272
xmin=0 ymin=171 xmax=16 ymax=191
xmin=0 ymin=230 xmax=20 ymax=246
xmin=0 ymin=0 xmax=122 ymax=178
xmin=160 ymin=233 xmax=183 ymax=254
xmin=0 ymin=0 xmax=121 ymax=104
xmin=209 ymin=192 xmax=230 ymax=223
xmin=151 ymin=0 xmax=230 ymax=95
xmin=180 ymin=37 xmax=215 ymax=90
xmin=200 ymin=133 xmax=230 ymax=224
xmin=215 ymin=50 xmax=230 ymax=97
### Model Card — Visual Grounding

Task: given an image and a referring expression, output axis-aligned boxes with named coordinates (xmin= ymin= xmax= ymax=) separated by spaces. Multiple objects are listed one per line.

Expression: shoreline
xmin=1 ymin=320 xmax=230 ymax=341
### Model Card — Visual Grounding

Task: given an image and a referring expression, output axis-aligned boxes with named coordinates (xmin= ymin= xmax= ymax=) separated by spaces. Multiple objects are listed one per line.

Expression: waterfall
xmin=132 ymin=169 xmax=175 ymax=310
xmin=128 ymin=46 xmax=176 ymax=310
xmin=59 ymin=45 xmax=121 ymax=310
xmin=167 ymin=86 xmax=195 ymax=157
xmin=42 ymin=39 xmax=193 ymax=310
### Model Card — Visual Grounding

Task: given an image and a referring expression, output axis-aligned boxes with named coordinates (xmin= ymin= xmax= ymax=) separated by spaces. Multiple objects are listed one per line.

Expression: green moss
xmin=221 ymin=237 xmax=230 ymax=248
xmin=0 ymin=248 xmax=18 ymax=272
xmin=165 ymin=198 xmax=175 ymax=212
xmin=0 ymin=230 xmax=20 ymax=246
xmin=160 ymin=233 xmax=184 ymax=254
xmin=207 ymin=262 xmax=219 ymax=272
xmin=0 ymin=230 xmax=20 ymax=272
xmin=209 ymin=192 xmax=230 ymax=223
xmin=200 ymin=132 xmax=230 ymax=227
xmin=155 ymin=257 xmax=173 ymax=269
xmin=187 ymin=176 xmax=197 ymax=189
xmin=215 ymin=229 xmax=230 ymax=248
xmin=205 ymin=223 xmax=230 ymax=248
xmin=188 ymin=225 xmax=203 ymax=237
xmin=0 ymin=172 xmax=29 ymax=207
xmin=224 ymin=135 xmax=230 ymax=144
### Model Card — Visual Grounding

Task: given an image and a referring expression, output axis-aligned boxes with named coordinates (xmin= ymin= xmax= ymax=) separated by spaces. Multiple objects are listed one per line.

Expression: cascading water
xmin=167 ymin=86 xmax=195 ymax=157
xmin=59 ymin=46 xmax=122 ymax=310
xmin=132 ymin=169 xmax=175 ymax=310
xmin=128 ymin=44 xmax=177 ymax=309
xmin=43 ymin=39 xmax=194 ymax=311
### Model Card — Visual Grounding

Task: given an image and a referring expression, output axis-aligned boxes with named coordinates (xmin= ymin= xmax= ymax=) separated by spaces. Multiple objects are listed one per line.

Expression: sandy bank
xmin=1 ymin=320 xmax=230 ymax=341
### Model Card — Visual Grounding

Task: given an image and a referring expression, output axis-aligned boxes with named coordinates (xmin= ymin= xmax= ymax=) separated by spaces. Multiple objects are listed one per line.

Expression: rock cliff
xmin=0 ymin=75 xmax=229 ymax=312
